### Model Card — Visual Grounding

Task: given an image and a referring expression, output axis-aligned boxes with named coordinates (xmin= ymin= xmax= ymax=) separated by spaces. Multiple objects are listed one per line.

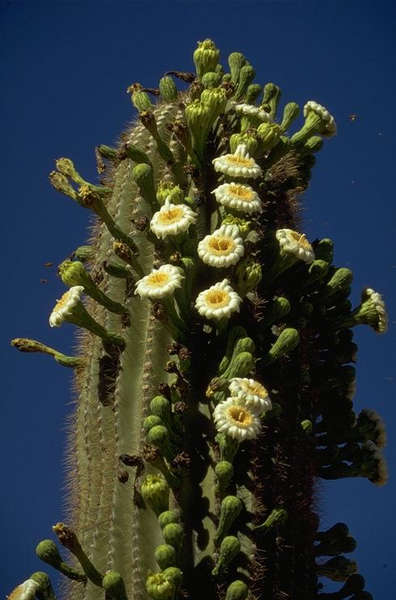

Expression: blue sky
xmin=1 ymin=0 xmax=395 ymax=597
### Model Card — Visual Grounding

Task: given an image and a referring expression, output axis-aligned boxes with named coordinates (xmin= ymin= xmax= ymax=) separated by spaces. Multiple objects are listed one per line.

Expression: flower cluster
xmin=213 ymin=377 xmax=271 ymax=441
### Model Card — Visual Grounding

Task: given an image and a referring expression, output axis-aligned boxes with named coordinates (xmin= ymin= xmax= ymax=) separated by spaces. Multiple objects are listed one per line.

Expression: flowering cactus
xmin=10 ymin=40 xmax=388 ymax=600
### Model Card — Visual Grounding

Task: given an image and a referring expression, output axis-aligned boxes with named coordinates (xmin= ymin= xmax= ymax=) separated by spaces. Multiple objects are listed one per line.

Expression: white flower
xmin=195 ymin=279 xmax=242 ymax=321
xmin=49 ymin=286 xmax=84 ymax=328
xmin=197 ymin=224 xmax=244 ymax=268
xmin=8 ymin=580 xmax=40 ymax=600
xmin=304 ymin=101 xmax=337 ymax=137
xmin=229 ymin=377 xmax=272 ymax=415
xmin=135 ymin=265 xmax=183 ymax=299
xmin=276 ymin=229 xmax=315 ymax=264
xmin=214 ymin=397 xmax=261 ymax=440
xmin=233 ymin=103 xmax=272 ymax=122
xmin=212 ymin=182 xmax=262 ymax=214
xmin=212 ymin=144 xmax=262 ymax=179
xmin=150 ymin=198 xmax=197 ymax=239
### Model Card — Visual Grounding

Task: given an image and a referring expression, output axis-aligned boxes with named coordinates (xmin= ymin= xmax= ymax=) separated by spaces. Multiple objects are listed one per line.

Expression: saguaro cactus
xmin=10 ymin=40 xmax=388 ymax=600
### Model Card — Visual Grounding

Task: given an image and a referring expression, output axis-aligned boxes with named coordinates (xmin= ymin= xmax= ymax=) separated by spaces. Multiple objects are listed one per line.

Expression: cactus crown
xmin=10 ymin=39 xmax=387 ymax=600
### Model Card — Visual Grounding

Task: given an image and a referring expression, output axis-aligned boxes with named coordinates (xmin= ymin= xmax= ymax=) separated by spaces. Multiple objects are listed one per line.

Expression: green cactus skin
xmin=10 ymin=40 xmax=387 ymax=600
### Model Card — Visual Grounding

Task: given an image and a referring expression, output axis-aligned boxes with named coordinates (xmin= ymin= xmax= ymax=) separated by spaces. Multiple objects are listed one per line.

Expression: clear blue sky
xmin=1 ymin=0 xmax=395 ymax=597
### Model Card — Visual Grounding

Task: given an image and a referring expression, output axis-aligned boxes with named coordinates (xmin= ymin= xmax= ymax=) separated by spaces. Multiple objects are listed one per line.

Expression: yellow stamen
xmin=55 ymin=291 xmax=72 ymax=311
xmin=228 ymin=184 xmax=254 ymax=201
xmin=147 ymin=272 xmax=170 ymax=287
xmin=290 ymin=231 xmax=311 ymax=250
xmin=206 ymin=290 xmax=230 ymax=308
xmin=243 ymin=381 xmax=267 ymax=396
xmin=208 ymin=235 xmax=235 ymax=255
xmin=227 ymin=405 xmax=253 ymax=427
xmin=158 ymin=207 xmax=184 ymax=224
xmin=226 ymin=155 xmax=254 ymax=167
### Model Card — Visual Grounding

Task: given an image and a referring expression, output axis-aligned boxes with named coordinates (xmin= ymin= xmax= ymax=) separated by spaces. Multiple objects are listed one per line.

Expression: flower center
xmin=244 ymin=381 xmax=267 ymax=397
xmin=208 ymin=235 xmax=234 ymax=255
xmin=55 ymin=291 xmax=72 ymax=311
xmin=228 ymin=184 xmax=254 ymax=200
xmin=290 ymin=231 xmax=311 ymax=249
xmin=206 ymin=289 xmax=230 ymax=308
xmin=227 ymin=405 xmax=253 ymax=427
xmin=147 ymin=272 xmax=170 ymax=287
xmin=226 ymin=155 xmax=253 ymax=167
xmin=158 ymin=207 xmax=184 ymax=224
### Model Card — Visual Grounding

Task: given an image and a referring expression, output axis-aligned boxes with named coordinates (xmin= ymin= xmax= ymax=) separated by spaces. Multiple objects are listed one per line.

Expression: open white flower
xmin=198 ymin=224 xmax=244 ymax=268
xmin=49 ymin=286 xmax=84 ymax=328
xmin=359 ymin=288 xmax=388 ymax=334
xmin=195 ymin=279 xmax=241 ymax=321
xmin=234 ymin=103 xmax=272 ymax=122
xmin=212 ymin=182 xmax=262 ymax=214
xmin=214 ymin=397 xmax=261 ymax=440
xmin=229 ymin=377 xmax=272 ymax=415
xmin=276 ymin=229 xmax=315 ymax=264
xmin=135 ymin=265 xmax=183 ymax=299
xmin=150 ymin=198 xmax=197 ymax=239
xmin=304 ymin=101 xmax=337 ymax=137
xmin=8 ymin=580 xmax=40 ymax=600
xmin=212 ymin=144 xmax=262 ymax=179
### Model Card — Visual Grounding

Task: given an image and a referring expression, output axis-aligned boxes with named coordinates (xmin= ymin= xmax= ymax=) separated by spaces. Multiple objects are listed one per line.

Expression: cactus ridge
xmin=9 ymin=40 xmax=388 ymax=600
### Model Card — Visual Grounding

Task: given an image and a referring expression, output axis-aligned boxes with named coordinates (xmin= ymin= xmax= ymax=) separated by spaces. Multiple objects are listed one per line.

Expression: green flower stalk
xmin=10 ymin=39 xmax=387 ymax=600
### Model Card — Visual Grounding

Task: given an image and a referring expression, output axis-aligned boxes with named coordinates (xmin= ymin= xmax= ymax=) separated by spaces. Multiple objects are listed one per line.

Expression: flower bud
xmin=316 ymin=556 xmax=357 ymax=582
xmin=29 ymin=572 xmax=55 ymax=600
xmin=201 ymin=71 xmax=222 ymax=88
xmin=322 ymin=268 xmax=353 ymax=300
xmin=131 ymin=89 xmax=154 ymax=113
xmin=225 ymin=580 xmax=249 ymax=600
xmin=262 ymin=82 xmax=281 ymax=118
xmin=234 ymin=64 xmax=256 ymax=101
xmin=236 ymin=259 xmax=262 ymax=295
xmin=228 ymin=52 xmax=246 ymax=84
xmin=102 ymin=571 xmax=128 ymax=600
xmin=143 ymin=415 xmax=164 ymax=433
xmin=159 ymin=76 xmax=178 ymax=101
xmin=280 ymin=102 xmax=300 ymax=132
xmin=265 ymin=328 xmax=300 ymax=364
xmin=215 ymin=495 xmax=243 ymax=543
xmin=156 ymin=182 xmax=184 ymax=205
xmin=150 ymin=396 xmax=172 ymax=421
xmin=200 ymin=87 xmax=228 ymax=119
xmin=215 ymin=460 xmax=234 ymax=495
xmin=161 ymin=567 xmax=183 ymax=587
xmin=163 ymin=523 xmax=184 ymax=550
xmin=193 ymin=39 xmax=220 ymax=79
xmin=254 ymin=507 xmax=288 ymax=533
xmin=212 ymin=535 xmax=241 ymax=576
xmin=154 ymin=544 xmax=177 ymax=569
xmin=304 ymin=135 xmax=324 ymax=153
xmin=245 ymin=84 xmax=262 ymax=104
xmin=301 ymin=419 xmax=313 ymax=434
xmin=229 ymin=132 xmax=259 ymax=156
xmin=146 ymin=572 xmax=176 ymax=600
xmin=314 ymin=238 xmax=334 ymax=263
xmin=132 ymin=163 xmax=157 ymax=208
xmin=7 ymin=579 xmax=40 ymax=600
xmin=158 ymin=509 xmax=181 ymax=529
xmin=73 ymin=245 xmax=94 ymax=262
xmin=35 ymin=540 xmax=86 ymax=582
xmin=147 ymin=425 xmax=174 ymax=461
xmin=141 ymin=474 xmax=169 ymax=515
xmin=257 ymin=122 xmax=282 ymax=152
xmin=49 ymin=171 xmax=78 ymax=200
xmin=55 ymin=158 xmax=85 ymax=184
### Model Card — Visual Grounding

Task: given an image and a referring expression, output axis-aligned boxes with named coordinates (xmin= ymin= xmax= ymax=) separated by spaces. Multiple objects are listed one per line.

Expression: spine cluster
xmin=10 ymin=39 xmax=388 ymax=600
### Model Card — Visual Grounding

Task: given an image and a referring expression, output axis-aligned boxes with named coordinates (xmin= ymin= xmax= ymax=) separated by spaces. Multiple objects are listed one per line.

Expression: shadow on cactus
xmin=9 ymin=39 xmax=387 ymax=600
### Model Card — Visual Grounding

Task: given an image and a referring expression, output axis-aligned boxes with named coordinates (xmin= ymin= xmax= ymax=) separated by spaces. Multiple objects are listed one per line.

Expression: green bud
xmin=254 ymin=507 xmax=288 ymax=533
xmin=315 ymin=535 xmax=357 ymax=556
xmin=147 ymin=425 xmax=174 ymax=460
xmin=307 ymin=259 xmax=329 ymax=283
xmin=216 ymin=433 xmax=240 ymax=463
xmin=193 ymin=39 xmax=220 ymax=79
xmin=225 ymin=580 xmax=249 ymax=600
xmin=159 ymin=76 xmax=178 ymax=101
xmin=73 ymin=245 xmax=94 ymax=262
xmin=58 ymin=259 xmax=127 ymax=315
xmin=201 ymin=71 xmax=222 ymax=88
xmin=316 ymin=522 xmax=349 ymax=542
xmin=229 ymin=131 xmax=259 ymax=156
xmin=245 ymin=83 xmax=262 ymax=104
xmin=301 ymin=419 xmax=313 ymax=434
xmin=215 ymin=460 xmax=234 ymax=495
xmin=215 ymin=495 xmax=243 ymax=543
xmin=316 ymin=556 xmax=358 ymax=582
xmin=132 ymin=162 xmax=157 ymax=208
xmin=262 ymin=82 xmax=281 ymax=119
xmin=55 ymin=157 xmax=85 ymax=184
xmin=49 ymin=170 xmax=78 ymax=200
xmin=323 ymin=268 xmax=353 ymax=300
xmin=143 ymin=415 xmax=164 ymax=433
xmin=96 ymin=144 xmax=118 ymax=161
xmin=304 ymin=135 xmax=324 ymax=153
xmin=234 ymin=64 xmax=256 ymax=100
xmin=30 ymin=572 xmax=56 ymax=600
xmin=154 ymin=544 xmax=177 ymax=569
xmin=262 ymin=296 xmax=291 ymax=327
xmin=102 ymin=571 xmax=128 ymax=600
xmin=212 ymin=535 xmax=241 ymax=576
xmin=314 ymin=238 xmax=334 ymax=263
xmin=218 ymin=326 xmax=247 ymax=374
xmin=146 ymin=572 xmax=176 ymax=600
xmin=150 ymin=395 xmax=172 ymax=420
xmin=265 ymin=328 xmax=300 ymax=364
xmin=35 ymin=540 xmax=86 ymax=583
xmin=228 ymin=52 xmax=246 ymax=84
xmin=163 ymin=523 xmax=184 ymax=550
xmin=221 ymin=215 xmax=252 ymax=238
xmin=200 ymin=87 xmax=227 ymax=118
xmin=158 ymin=509 xmax=181 ymax=529
xmin=131 ymin=90 xmax=153 ymax=113
xmin=280 ymin=102 xmax=300 ymax=132
xmin=337 ymin=574 xmax=366 ymax=596
xmin=185 ymin=100 xmax=212 ymax=160
xmin=236 ymin=259 xmax=262 ymax=295
xmin=124 ymin=142 xmax=152 ymax=165
xmin=156 ymin=182 xmax=184 ymax=205
xmin=11 ymin=337 xmax=83 ymax=368
xmin=257 ymin=122 xmax=282 ymax=152
xmin=141 ymin=474 xmax=169 ymax=515
xmin=161 ymin=567 xmax=183 ymax=587
xmin=222 ymin=351 xmax=254 ymax=380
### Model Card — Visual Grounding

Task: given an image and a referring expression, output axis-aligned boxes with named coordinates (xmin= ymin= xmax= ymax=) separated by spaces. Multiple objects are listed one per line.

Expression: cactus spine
xmin=10 ymin=40 xmax=388 ymax=600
